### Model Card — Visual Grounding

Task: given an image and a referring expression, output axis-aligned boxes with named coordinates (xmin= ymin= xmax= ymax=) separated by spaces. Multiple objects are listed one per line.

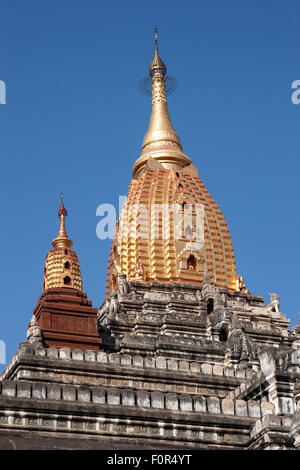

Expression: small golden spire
xmin=43 ymin=194 xmax=82 ymax=291
xmin=149 ymin=28 xmax=167 ymax=76
xmin=133 ymin=29 xmax=191 ymax=178
xmin=52 ymin=193 xmax=73 ymax=249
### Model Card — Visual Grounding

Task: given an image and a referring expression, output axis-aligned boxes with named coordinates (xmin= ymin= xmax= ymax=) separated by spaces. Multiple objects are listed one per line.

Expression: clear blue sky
xmin=0 ymin=0 xmax=299 ymax=370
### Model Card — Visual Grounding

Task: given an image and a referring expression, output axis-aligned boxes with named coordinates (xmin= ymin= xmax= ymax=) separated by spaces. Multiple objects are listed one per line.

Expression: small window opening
xmin=207 ymin=298 xmax=214 ymax=315
xmin=219 ymin=327 xmax=228 ymax=342
xmin=65 ymin=249 xmax=68 ymax=255
xmin=64 ymin=261 xmax=70 ymax=269
xmin=64 ymin=276 xmax=72 ymax=286
xmin=187 ymin=254 xmax=197 ymax=271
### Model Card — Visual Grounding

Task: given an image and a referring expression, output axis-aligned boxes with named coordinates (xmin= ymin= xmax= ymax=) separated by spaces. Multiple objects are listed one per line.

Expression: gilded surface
xmin=43 ymin=247 xmax=82 ymax=291
xmin=43 ymin=196 xmax=83 ymax=292
xmin=106 ymin=166 xmax=237 ymax=293
xmin=106 ymin=31 xmax=237 ymax=294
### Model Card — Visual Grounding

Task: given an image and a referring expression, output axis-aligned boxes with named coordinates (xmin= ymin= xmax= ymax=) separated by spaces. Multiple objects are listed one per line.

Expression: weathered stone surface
xmin=224 ymin=367 xmax=234 ymax=377
xmin=59 ymin=348 xmax=71 ymax=360
xmin=261 ymin=402 xmax=275 ymax=416
xmin=248 ymin=400 xmax=261 ymax=418
xmin=133 ymin=356 xmax=143 ymax=368
xmin=97 ymin=352 xmax=108 ymax=363
xmin=137 ymin=390 xmax=150 ymax=408
xmin=245 ymin=369 xmax=254 ymax=379
xmin=258 ymin=349 xmax=276 ymax=376
xmin=167 ymin=359 xmax=178 ymax=371
xmin=151 ymin=391 xmax=164 ymax=409
xmin=213 ymin=365 xmax=223 ymax=376
xmin=235 ymin=399 xmax=248 ymax=417
xmin=77 ymin=386 xmax=91 ymax=403
xmin=47 ymin=348 xmax=59 ymax=359
xmin=122 ymin=389 xmax=135 ymax=406
xmin=235 ymin=369 xmax=245 ymax=378
xmin=207 ymin=397 xmax=220 ymax=414
xmin=72 ymin=349 xmax=84 ymax=361
xmin=279 ymin=397 xmax=294 ymax=414
xmin=47 ymin=384 xmax=62 ymax=401
xmin=282 ymin=415 xmax=293 ymax=427
xmin=107 ymin=389 xmax=121 ymax=406
xmin=144 ymin=357 xmax=155 ymax=368
xmin=156 ymin=356 xmax=167 ymax=369
xmin=179 ymin=361 xmax=189 ymax=372
xmin=221 ymin=398 xmax=234 ymax=415
xmin=19 ymin=344 xmax=34 ymax=356
xmin=194 ymin=395 xmax=206 ymax=412
xmin=166 ymin=393 xmax=178 ymax=411
xmin=17 ymin=382 xmax=31 ymax=399
xmin=120 ymin=355 xmax=131 ymax=366
xmin=34 ymin=347 xmax=46 ymax=357
xmin=109 ymin=353 xmax=120 ymax=365
xmin=291 ymin=349 xmax=300 ymax=365
xmin=85 ymin=350 xmax=96 ymax=362
xmin=0 ymin=278 xmax=298 ymax=450
xmin=190 ymin=362 xmax=200 ymax=374
xmin=92 ymin=387 xmax=105 ymax=404
xmin=179 ymin=395 xmax=193 ymax=411
xmin=201 ymin=364 xmax=212 ymax=375
xmin=32 ymin=383 xmax=46 ymax=400
xmin=62 ymin=385 xmax=76 ymax=401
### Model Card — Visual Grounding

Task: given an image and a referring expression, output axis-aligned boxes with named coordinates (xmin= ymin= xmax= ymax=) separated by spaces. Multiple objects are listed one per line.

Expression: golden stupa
xmin=43 ymin=194 xmax=83 ymax=292
xmin=106 ymin=30 xmax=237 ymax=294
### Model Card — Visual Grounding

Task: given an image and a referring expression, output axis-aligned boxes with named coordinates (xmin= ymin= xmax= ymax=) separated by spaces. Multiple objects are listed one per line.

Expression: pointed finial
xmin=149 ymin=27 xmax=166 ymax=77
xmin=52 ymin=193 xmax=73 ymax=249
xmin=154 ymin=27 xmax=158 ymax=47
xmin=133 ymin=28 xmax=192 ymax=178
xmin=58 ymin=192 xmax=68 ymax=217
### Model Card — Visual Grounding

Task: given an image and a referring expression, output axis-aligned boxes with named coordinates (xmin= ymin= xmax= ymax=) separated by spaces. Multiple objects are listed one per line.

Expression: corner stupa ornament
xmin=27 ymin=316 xmax=43 ymax=345
xmin=43 ymin=194 xmax=83 ymax=291
xmin=106 ymin=30 xmax=238 ymax=296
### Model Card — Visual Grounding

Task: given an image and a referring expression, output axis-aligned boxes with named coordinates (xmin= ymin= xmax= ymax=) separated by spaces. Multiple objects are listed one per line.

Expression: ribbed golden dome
xmin=106 ymin=31 xmax=237 ymax=294
xmin=43 ymin=195 xmax=83 ymax=292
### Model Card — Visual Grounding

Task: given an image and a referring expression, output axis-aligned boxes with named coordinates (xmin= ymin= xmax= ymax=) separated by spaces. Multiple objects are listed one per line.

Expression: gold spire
xmin=149 ymin=28 xmax=167 ymax=76
xmin=133 ymin=29 xmax=191 ymax=179
xmin=106 ymin=32 xmax=238 ymax=296
xmin=52 ymin=193 xmax=73 ymax=249
xmin=43 ymin=194 xmax=82 ymax=291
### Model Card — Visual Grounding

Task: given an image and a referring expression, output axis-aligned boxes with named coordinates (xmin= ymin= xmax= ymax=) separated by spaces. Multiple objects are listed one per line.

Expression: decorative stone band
xmin=0 ymin=379 xmax=274 ymax=418
xmin=0 ymin=343 xmax=257 ymax=381
xmin=249 ymin=414 xmax=296 ymax=450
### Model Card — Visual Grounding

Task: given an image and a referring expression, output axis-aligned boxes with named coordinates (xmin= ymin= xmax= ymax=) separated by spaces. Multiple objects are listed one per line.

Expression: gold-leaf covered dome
xmin=43 ymin=194 xmax=83 ymax=292
xmin=106 ymin=31 xmax=237 ymax=294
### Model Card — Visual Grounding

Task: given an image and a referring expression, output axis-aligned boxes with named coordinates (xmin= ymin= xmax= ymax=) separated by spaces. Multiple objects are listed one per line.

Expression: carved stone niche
xmin=206 ymin=309 xmax=234 ymax=343
xmin=117 ymin=272 xmax=131 ymax=296
xmin=226 ymin=326 xmax=257 ymax=369
xmin=199 ymin=274 xmax=227 ymax=318
xmin=177 ymin=248 xmax=203 ymax=272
